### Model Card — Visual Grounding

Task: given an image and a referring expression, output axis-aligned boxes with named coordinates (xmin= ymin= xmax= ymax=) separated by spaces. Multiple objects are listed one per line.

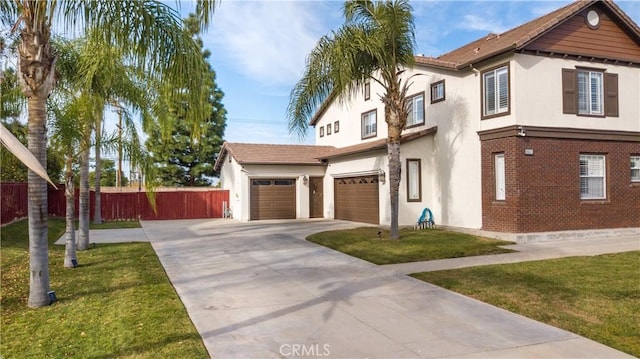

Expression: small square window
xmin=431 ymin=80 xmax=445 ymax=103
xmin=361 ymin=110 xmax=377 ymax=139
xmin=631 ymin=156 xmax=640 ymax=182
xmin=364 ymin=82 xmax=371 ymax=101
xmin=334 ymin=121 xmax=339 ymax=133
xmin=327 ymin=123 xmax=332 ymax=135
xmin=319 ymin=126 xmax=324 ymax=137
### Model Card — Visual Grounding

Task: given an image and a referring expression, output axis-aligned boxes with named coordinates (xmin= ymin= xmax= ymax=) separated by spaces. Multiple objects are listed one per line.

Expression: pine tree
xmin=146 ymin=14 xmax=226 ymax=187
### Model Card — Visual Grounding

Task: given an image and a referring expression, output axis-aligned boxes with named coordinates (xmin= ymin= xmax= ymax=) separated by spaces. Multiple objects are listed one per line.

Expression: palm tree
xmin=288 ymin=0 xmax=416 ymax=239
xmin=0 ymin=0 xmax=217 ymax=308
xmin=49 ymin=94 xmax=88 ymax=268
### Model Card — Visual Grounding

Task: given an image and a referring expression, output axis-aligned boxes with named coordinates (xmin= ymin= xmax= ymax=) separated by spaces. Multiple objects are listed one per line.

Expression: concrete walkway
xmin=54 ymin=228 xmax=148 ymax=245
xmin=383 ymin=234 xmax=640 ymax=274
xmin=141 ymin=219 xmax=634 ymax=358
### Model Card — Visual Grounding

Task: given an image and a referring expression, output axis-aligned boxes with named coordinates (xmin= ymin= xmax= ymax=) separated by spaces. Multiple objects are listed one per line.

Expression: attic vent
xmin=485 ymin=33 xmax=497 ymax=40
xmin=474 ymin=47 xmax=480 ymax=54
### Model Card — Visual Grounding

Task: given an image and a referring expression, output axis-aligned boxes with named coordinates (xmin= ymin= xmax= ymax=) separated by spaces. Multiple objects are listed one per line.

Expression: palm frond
xmin=287 ymin=0 xmax=416 ymax=139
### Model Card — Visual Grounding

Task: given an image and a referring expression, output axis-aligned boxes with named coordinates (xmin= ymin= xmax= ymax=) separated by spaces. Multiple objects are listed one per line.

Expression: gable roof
xmin=415 ymin=0 xmax=640 ymax=70
xmin=214 ymin=142 xmax=336 ymax=171
xmin=313 ymin=0 xmax=640 ymax=125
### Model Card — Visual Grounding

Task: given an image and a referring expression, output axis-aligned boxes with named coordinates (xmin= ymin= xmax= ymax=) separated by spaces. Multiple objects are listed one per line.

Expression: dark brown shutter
xmin=562 ymin=69 xmax=577 ymax=114
xmin=604 ymin=73 xmax=619 ymax=117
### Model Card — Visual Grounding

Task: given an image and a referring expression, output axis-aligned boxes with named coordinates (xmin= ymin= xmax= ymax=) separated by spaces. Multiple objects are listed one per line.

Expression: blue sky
xmin=176 ymin=0 xmax=639 ymax=146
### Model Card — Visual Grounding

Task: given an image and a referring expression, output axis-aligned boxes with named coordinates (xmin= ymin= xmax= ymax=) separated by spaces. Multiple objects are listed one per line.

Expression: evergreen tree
xmin=146 ymin=14 xmax=226 ymax=187
xmin=89 ymin=159 xmax=128 ymax=187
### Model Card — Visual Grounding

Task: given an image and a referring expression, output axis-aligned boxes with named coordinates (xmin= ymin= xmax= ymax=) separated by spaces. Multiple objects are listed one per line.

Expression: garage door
xmin=334 ymin=175 xmax=379 ymax=224
xmin=250 ymin=179 xmax=296 ymax=220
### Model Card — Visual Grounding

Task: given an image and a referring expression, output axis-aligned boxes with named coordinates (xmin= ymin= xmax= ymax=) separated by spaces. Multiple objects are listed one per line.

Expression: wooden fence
xmin=1 ymin=182 xmax=229 ymax=224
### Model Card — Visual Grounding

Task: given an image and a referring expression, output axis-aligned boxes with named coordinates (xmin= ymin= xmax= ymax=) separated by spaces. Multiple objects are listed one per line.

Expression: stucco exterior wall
xmin=218 ymin=154 xmax=243 ymax=220
xmin=220 ymin=159 xmax=326 ymax=221
xmin=511 ymin=53 xmax=640 ymax=132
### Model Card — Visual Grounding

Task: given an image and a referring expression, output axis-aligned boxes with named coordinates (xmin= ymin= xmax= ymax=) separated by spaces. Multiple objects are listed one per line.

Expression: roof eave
xmin=213 ymin=143 xmax=230 ymax=172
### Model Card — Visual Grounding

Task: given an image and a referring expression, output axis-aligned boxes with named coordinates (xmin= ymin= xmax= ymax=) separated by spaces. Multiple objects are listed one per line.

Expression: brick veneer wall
xmin=481 ymin=136 xmax=640 ymax=232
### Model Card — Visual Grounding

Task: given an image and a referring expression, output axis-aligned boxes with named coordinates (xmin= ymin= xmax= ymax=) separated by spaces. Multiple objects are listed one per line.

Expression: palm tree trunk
xmin=77 ymin=130 xmax=91 ymax=250
xmin=93 ymin=122 xmax=102 ymax=224
xmin=64 ymin=156 xmax=78 ymax=268
xmin=388 ymin=140 xmax=401 ymax=240
xmin=26 ymin=95 xmax=51 ymax=307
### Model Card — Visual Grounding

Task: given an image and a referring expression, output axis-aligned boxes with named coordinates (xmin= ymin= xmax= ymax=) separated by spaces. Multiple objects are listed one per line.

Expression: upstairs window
xmin=562 ymin=68 xmax=618 ymax=117
xmin=319 ymin=126 xmax=324 ymax=138
xmin=578 ymin=70 xmax=603 ymax=115
xmin=482 ymin=64 xmax=509 ymax=118
xmin=580 ymin=154 xmax=606 ymax=200
xmin=631 ymin=156 xmax=640 ymax=182
xmin=431 ymin=80 xmax=445 ymax=103
xmin=361 ymin=110 xmax=377 ymax=139
xmin=406 ymin=93 xmax=425 ymax=128
xmin=364 ymin=82 xmax=371 ymax=101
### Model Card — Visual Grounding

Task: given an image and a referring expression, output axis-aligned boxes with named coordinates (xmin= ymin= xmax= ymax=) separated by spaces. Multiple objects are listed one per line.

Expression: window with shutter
xmin=482 ymin=64 xmax=509 ymax=119
xmin=406 ymin=93 xmax=425 ymax=127
xmin=494 ymin=153 xmax=505 ymax=201
xmin=361 ymin=110 xmax=377 ymax=139
xmin=562 ymin=69 xmax=577 ymax=114
xmin=580 ymin=154 xmax=606 ymax=199
xmin=431 ymin=80 xmax=445 ymax=103
xmin=631 ymin=156 xmax=640 ymax=182
xmin=563 ymin=68 xmax=618 ymax=117
xmin=605 ymin=73 xmax=619 ymax=117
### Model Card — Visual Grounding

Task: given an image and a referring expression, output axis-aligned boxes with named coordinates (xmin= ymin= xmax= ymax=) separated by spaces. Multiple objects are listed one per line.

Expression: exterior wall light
xmin=303 ymin=175 xmax=308 ymax=186
xmin=378 ymin=170 xmax=386 ymax=185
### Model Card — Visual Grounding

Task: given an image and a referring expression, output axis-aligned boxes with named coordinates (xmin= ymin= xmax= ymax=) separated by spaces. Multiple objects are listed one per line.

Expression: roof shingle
xmin=415 ymin=0 xmax=640 ymax=70
xmin=214 ymin=142 xmax=336 ymax=171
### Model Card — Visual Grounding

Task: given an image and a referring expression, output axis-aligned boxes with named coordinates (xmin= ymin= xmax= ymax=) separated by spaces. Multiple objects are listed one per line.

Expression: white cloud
xmin=459 ymin=14 xmax=507 ymax=34
xmin=203 ymin=1 xmax=341 ymax=89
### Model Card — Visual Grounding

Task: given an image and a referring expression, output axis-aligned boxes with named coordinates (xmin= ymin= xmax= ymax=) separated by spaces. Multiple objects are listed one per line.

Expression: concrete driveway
xmin=142 ymin=219 xmax=632 ymax=358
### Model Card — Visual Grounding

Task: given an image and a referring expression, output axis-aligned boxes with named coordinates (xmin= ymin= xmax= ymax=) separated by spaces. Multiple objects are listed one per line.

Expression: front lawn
xmin=306 ymin=227 xmax=514 ymax=265
xmin=0 ymin=218 xmax=208 ymax=358
xmin=91 ymin=219 xmax=142 ymax=229
xmin=412 ymin=252 xmax=640 ymax=357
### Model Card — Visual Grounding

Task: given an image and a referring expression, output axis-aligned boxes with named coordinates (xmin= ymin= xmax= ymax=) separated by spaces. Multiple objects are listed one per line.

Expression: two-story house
xmin=215 ymin=0 xmax=640 ymax=236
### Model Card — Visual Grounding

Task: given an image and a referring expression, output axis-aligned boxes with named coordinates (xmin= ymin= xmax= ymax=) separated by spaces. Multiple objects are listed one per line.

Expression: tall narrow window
xmin=580 ymin=154 xmax=606 ymax=199
xmin=431 ymin=80 xmax=445 ymax=103
xmin=494 ymin=153 xmax=505 ymax=201
xmin=406 ymin=93 xmax=425 ymax=127
xmin=361 ymin=110 xmax=377 ymax=139
xmin=406 ymin=159 xmax=422 ymax=202
xmin=577 ymin=70 xmax=603 ymax=115
xmin=364 ymin=82 xmax=371 ymax=101
xmin=483 ymin=65 xmax=509 ymax=118
xmin=631 ymin=156 xmax=640 ymax=182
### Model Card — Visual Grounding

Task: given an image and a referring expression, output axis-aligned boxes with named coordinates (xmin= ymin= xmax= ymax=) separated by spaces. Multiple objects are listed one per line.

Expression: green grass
xmin=68 ymin=219 xmax=141 ymax=230
xmin=412 ymin=252 xmax=640 ymax=357
xmin=306 ymin=227 xmax=514 ymax=265
xmin=1 ymin=217 xmax=209 ymax=358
